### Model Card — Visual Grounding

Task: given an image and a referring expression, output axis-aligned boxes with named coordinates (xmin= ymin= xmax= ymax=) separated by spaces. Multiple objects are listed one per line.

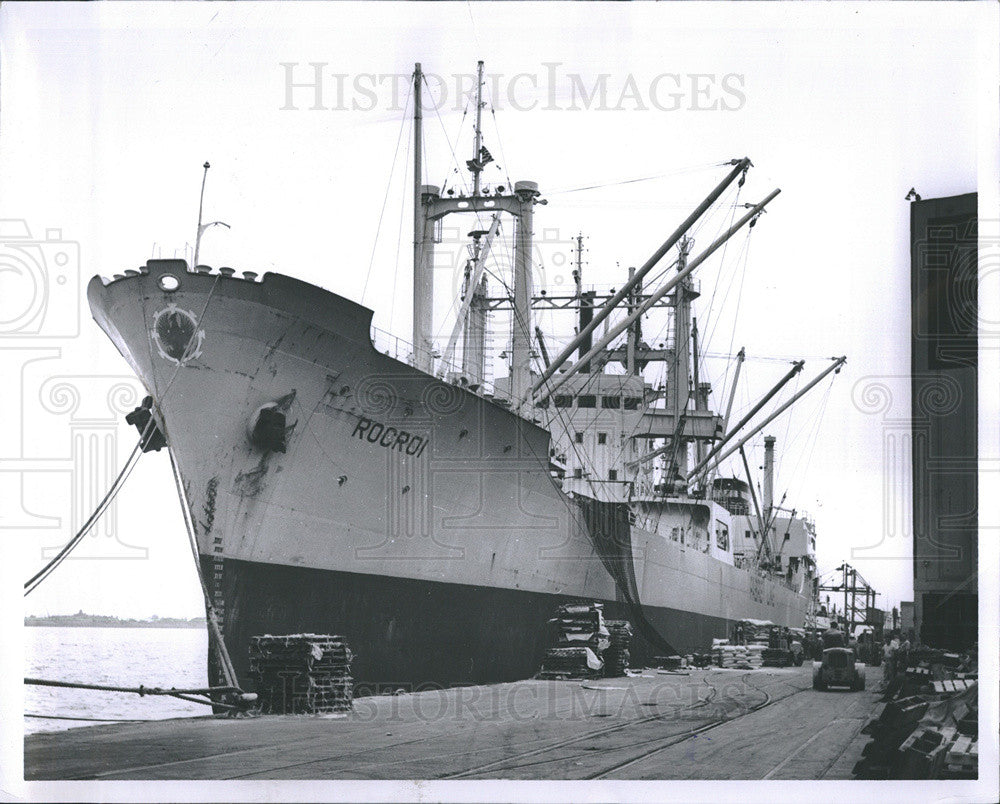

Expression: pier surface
xmin=25 ymin=665 xmax=877 ymax=780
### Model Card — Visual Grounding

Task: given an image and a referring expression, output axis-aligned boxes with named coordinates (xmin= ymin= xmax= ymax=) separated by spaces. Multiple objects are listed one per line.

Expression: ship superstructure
xmin=87 ymin=62 xmax=842 ymax=688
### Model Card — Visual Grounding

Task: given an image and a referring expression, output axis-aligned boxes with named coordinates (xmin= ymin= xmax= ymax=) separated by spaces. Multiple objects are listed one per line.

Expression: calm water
xmin=25 ymin=627 xmax=208 ymax=734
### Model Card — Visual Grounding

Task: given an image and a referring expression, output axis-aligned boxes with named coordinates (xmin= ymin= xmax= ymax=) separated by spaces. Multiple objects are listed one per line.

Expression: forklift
xmin=762 ymin=626 xmax=804 ymax=667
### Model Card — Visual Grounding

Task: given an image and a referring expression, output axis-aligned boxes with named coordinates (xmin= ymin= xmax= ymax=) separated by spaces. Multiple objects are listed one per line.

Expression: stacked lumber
xmin=537 ymin=603 xmax=610 ymax=679
xmin=603 ymin=620 xmax=633 ymax=677
xmin=249 ymin=634 xmax=354 ymax=714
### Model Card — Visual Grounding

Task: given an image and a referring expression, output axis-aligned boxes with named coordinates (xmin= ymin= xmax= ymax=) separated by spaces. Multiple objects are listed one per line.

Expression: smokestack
xmin=763 ymin=435 xmax=776 ymax=517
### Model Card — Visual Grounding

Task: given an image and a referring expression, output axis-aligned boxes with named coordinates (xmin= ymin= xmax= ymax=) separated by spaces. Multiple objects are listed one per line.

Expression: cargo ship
xmin=88 ymin=63 xmax=842 ymax=689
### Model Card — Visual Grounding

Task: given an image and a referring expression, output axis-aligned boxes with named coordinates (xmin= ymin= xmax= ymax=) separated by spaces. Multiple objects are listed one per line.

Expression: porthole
xmin=159 ymin=274 xmax=180 ymax=292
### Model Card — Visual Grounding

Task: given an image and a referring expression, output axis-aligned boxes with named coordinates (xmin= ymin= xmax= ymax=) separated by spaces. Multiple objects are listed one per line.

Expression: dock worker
xmin=821 ymin=624 xmax=846 ymax=649
xmin=881 ymin=636 xmax=895 ymax=688
xmin=879 ymin=631 xmax=903 ymax=700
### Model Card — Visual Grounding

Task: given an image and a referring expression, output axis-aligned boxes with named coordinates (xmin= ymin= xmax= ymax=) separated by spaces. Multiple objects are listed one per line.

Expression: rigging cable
xmin=701 ymin=230 xmax=750 ymax=383
xmin=546 ymin=162 xmax=722 ymax=196
xmin=388 ymin=108 xmax=413 ymax=331
xmin=777 ymin=368 xmax=803 ymax=488
xmin=424 ymin=72 xmax=472 ymax=196
xmin=714 ymin=217 xmax=755 ymax=407
xmin=778 ymin=371 xmax=836 ymax=515
xmin=361 ymin=81 xmax=413 ymax=304
xmin=481 ymin=74 xmax=514 ymax=193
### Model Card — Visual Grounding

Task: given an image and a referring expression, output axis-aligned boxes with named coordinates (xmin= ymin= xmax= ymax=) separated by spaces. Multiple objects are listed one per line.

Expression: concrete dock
xmin=25 ymin=665 xmax=877 ymax=780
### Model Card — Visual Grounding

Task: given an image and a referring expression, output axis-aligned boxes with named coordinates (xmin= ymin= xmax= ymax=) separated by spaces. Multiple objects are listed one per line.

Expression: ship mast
xmin=409 ymin=61 xmax=540 ymax=406
xmin=471 ymin=60 xmax=485 ymax=198
xmin=573 ymin=234 xmax=595 ymax=374
xmin=412 ymin=63 xmax=434 ymax=373
xmin=667 ymin=237 xmax=694 ymax=479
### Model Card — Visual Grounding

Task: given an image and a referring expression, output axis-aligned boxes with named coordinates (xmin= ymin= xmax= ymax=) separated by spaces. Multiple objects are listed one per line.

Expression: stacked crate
xmin=854 ymin=682 xmax=978 ymax=779
xmin=945 ymin=734 xmax=978 ymax=777
xmin=537 ymin=603 xmax=610 ymax=679
xmin=249 ymin=634 xmax=354 ymax=714
xmin=603 ymin=620 xmax=633 ymax=677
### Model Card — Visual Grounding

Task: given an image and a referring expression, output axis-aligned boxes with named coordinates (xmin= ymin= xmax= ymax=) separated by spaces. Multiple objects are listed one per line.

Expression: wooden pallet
xmin=931 ymin=679 xmax=975 ymax=694
xmin=945 ymin=734 xmax=978 ymax=773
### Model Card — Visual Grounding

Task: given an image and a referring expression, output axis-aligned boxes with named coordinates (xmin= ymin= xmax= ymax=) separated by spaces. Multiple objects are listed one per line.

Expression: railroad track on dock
xmin=587 ymin=671 xmax=810 ymax=779
xmin=441 ymin=669 xmax=811 ymax=780
xmin=223 ymin=671 xmax=729 ymax=781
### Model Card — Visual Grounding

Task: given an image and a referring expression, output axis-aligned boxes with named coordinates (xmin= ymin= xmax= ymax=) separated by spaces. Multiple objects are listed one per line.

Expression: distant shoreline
xmin=25 ymin=614 xmax=206 ymax=630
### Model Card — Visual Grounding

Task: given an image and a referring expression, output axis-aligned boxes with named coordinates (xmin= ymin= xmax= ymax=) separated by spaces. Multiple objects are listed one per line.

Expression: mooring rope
xmin=25 ymin=713 xmax=157 ymax=723
xmin=23 ymin=677 xmax=246 ymax=711
xmin=167 ymin=448 xmax=241 ymax=692
xmin=23 ymin=415 xmax=156 ymax=596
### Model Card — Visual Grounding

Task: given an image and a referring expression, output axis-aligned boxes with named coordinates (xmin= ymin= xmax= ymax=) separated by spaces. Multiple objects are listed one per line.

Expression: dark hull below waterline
xmin=204 ymin=556 xmax=733 ymax=690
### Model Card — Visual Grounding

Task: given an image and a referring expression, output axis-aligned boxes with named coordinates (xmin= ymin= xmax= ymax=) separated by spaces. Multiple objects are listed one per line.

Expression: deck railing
xmin=369 ymin=325 xmax=520 ymax=408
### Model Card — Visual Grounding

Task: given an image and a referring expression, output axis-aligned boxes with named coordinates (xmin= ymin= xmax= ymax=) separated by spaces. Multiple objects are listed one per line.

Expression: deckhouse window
xmin=602 ymin=395 xmax=621 ymax=409
xmin=554 ymin=395 xmax=572 ymax=408
xmin=608 ymin=469 xmax=618 ymax=481
xmin=574 ymin=432 xmax=584 ymax=444
xmin=623 ymin=397 xmax=641 ymax=410
xmin=716 ymin=522 xmax=729 ymax=551
xmin=578 ymin=395 xmax=596 ymax=408
xmin=597 ymin=432 xmax=607 ymax=445
xmin=573 ymin=467 xmax=583 ymax=479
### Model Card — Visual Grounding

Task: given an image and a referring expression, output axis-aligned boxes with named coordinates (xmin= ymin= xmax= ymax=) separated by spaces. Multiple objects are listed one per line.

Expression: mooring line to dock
xmin=25 ymin=713 xmax=159 ymax=723
xmin=23 ymin=677 xmax=245 ymax=711
xmin=167 ymin=447 xmax=242 ymax=694
xmin=23 ymin=417 xmax=153 ymax=596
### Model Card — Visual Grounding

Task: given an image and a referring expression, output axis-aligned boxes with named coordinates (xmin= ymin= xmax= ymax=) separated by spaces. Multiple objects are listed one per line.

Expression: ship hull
xmin=204 ymin=555 xmax=734 ymax=688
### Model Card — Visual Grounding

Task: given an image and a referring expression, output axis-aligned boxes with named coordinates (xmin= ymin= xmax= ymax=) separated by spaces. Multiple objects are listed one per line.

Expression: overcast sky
xmin=2 ymin=2 xmax=995 ymax=629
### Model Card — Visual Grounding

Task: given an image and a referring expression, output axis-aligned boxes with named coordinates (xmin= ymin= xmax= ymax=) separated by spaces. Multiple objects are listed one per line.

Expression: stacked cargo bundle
xmin=854 ymin=682 xmax=978 ymax=779
xmin=551 ymin=604 xmax=610 ymax=648
xmin=537 ymin=603 xmax=610 ymax=679
xmin=897 ymin=650 xmax=976 ymax=698
xmin=711 ymin=641 xmax=751 ymax=668
xmin=249 ymin=634 xmax=354 ymax=714
xmin=737 ymin=619 xmax=775 ymax=646
xmin=944 ymin=734 xmax=978 ymax=776
xmin=538 ymin=646 xmax=603 ymax=677
xmin=745 ymin=644 xmax=765 ymax=668
xmin=603 ymin=620 xmax=633 ymax=677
